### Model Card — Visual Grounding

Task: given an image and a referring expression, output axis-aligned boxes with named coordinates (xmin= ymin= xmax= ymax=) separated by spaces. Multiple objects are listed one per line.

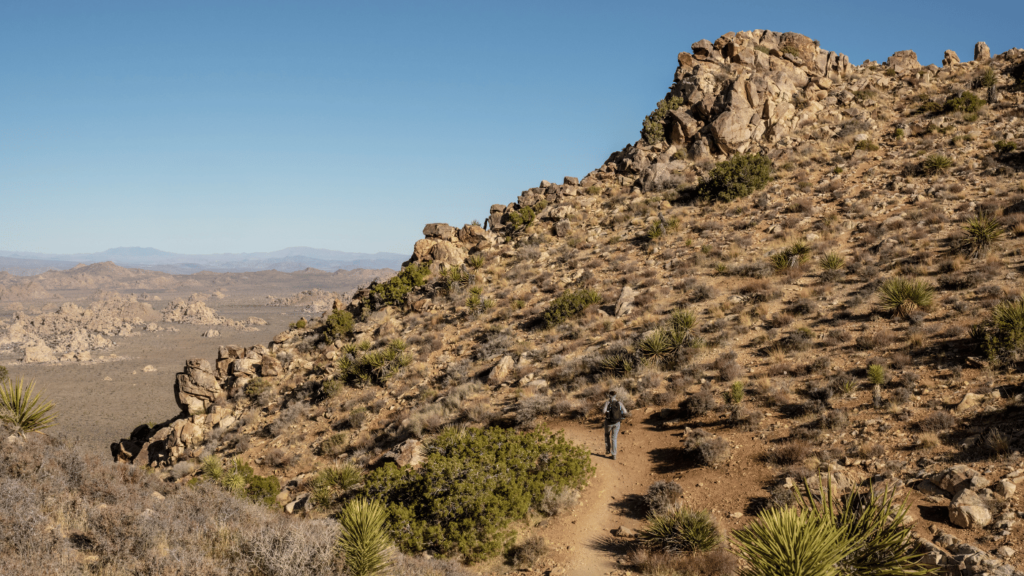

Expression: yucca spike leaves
xmin=337 ymin=498 xmax=391 ymax=576
xmin=0 ymin=378 xmax=56 ymax=434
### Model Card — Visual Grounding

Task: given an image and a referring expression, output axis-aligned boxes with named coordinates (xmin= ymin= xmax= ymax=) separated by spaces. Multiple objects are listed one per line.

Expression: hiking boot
xmin=612 ymin=455 xmax=617 ymax=460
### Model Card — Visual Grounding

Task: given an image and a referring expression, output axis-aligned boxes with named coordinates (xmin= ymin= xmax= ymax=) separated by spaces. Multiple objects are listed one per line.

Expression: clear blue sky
xmin=2 ymin=1 xmax=1020 ymax=256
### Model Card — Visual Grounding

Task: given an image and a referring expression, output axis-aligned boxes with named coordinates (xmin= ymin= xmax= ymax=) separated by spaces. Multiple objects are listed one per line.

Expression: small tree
xmin=697 ymin=154 xmax=773 ymax=202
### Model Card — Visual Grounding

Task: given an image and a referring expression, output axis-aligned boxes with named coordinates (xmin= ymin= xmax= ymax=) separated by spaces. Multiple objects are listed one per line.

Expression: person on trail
xmin=602 ymin=391 xmax=628 ymax=460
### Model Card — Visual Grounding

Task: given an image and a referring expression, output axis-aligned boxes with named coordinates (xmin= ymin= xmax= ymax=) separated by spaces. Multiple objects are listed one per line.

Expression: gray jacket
xmin=602 ymin=399 xmax=628 ymax=423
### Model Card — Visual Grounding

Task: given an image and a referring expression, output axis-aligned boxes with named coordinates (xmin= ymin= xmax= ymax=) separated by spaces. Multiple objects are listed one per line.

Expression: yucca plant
xmin=921 ymin=154 xmax=953 ymax=175
xmin=961 ymin=213 xmax=1004 ymax=257
xmin=599 ymin=352 xmax=635 ymax=376
xmin=878 ymin=277 xmax=934 ymax=318
xmin=0 ymin=378 xmax=56 ymax=434
xmin=638 ymin=329 xmax=676 ymax=364
xmin=337 ymin=498 xmax=391 ymax=576
xmin=311 ymin=465 xmax=363 ymax=508
xmin=771 ymin=242 xmax=812 ymax=274
xmin=799 ymin=477 xmax=938 ymax=576
xmin=637 ymin=507 xmax=721 ymax=553
xmin=670 ymin=308 xmax=697 ymax=335
xmin=985 ymin=298 xmax=1024 ymax=366
xmin=733 ymin=505 xmax=852 ymax=576
xmin=866 ymin=364 xmax=886 ymax=387
xmin=819 ymin=252 xmax=846 ymax=282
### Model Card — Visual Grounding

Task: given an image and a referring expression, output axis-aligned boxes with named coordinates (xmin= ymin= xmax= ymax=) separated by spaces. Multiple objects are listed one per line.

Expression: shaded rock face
xmin=976 ymin=41 xmax=991 ymax=61
xmin=943 ymin=50 xmax=960 ymax=67
xmin=175 ymin=358 xmax=222 ymax=414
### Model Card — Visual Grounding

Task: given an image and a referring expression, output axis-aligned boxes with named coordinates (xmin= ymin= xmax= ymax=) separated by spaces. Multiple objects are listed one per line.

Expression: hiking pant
xmin=604 ymin=421 xmax=621 ymax=456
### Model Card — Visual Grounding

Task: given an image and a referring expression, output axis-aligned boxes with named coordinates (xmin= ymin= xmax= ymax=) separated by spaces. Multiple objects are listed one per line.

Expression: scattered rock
xmin=885 ymin=50 xmax=921 ymax=73
xmin=615 ymin=286 xmax=637 ymax=317
xmin=488 ymin=355 xmax=515 ymax=385
xmin=949 ymin=489 xmax=993 ymax=528
xmin=142 ymin=365 xmax=156 ymax=372
xmin=613 ymin=526 xmax=636 ymax=538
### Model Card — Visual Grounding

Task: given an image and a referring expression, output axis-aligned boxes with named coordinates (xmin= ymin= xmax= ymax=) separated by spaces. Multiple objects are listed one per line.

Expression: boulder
xmin=422 ymin=223 xmax=457 ymax=241
xmin=563 ymin=176 xmax=579 ymax=186
xmin=260 ymin=355 xmax=281 ymax=377
xmin=956 ymin=392 xmax=985 ymax=413
xmin=709 ymin=108 xmax=755 ymax=154
xmin=995 ymin=479 xmax=1017 ymax=498
xmin=554 ymin=221 xmax=572 ymax=237
xmin=383 ymin=438 xmax=425 ymax=468
xmin=975 ymin=41 xmax=990 ymax=61
xmin=457 ymin=224 xmax=491 ymax=245
xmin=949 ymin=489 xmax=992 ymax=528
xmin=933 ymin=465 xmax=986 ymax=494
xmin=174 ymin=358 xmax=223 ymax=415
xmin=613 ymin=526 xmax=637 ymax=538
xmin=428 ymin=241 xmax=468 ymax=268
xmin=488 ymin=355 xmax=515 ymax=385
xmin=615 ymin=286 xmax=637 ymax=317
xmin=942 ymin=50 xmax=960 ymax=67
xmin=22 ymin=343 xmax=57 ymax=363
xmin=885 ymin=50 xmax=920 ymax=73
xmin=202 ymin=329 xmax=219 ymax=338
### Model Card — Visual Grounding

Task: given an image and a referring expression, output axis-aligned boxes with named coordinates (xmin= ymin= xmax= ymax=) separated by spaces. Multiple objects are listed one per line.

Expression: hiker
xmin=602 ymin=391 xmax=628 ymax=460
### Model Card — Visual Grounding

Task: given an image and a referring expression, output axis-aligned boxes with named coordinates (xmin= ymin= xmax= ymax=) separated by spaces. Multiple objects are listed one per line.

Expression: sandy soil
xmin=0 ymin=298 xmax=315 ymax=459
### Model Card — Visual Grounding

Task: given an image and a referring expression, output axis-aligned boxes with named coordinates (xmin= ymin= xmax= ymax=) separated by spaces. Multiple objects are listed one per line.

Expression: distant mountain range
xmin=0 ymin=247 xmax=407 ymax=275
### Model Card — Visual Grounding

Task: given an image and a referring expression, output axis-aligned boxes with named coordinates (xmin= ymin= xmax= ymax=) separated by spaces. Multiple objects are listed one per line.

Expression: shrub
xmin=370 ymin=263 xmax=430 ymax=308
xmin=637 ymin=507 xmax=721 ymax=553
xmin=641 ymin=96 xmax=687 ymax=144
xmin=645 ymin=481 xmax=683 ymax=515
xmin=510 ymin=535 xmax=549 ymax=569
xmin=539 ymin=485 xmax=580 ymax=516
xmin=684 ymin=388 xmax=718 ymax=417
xmin=362 ymin=426 xmax=594 ymax=562
xmin=290 ymin=318 xmax=307 ymax=330
xmin=323 ymin=309 xmax=355 ymax=340
xmin=245 ymin=377 xmax=272 ymax=400
xmin=977 ymin=67 xmax=997 ymax=88
xmin=467 ymin=254 xmax=485 ymax=269
xmin=0 ymin=365 xmax=8 ymax=382
xmin=855 ymin=139 xmax=879 ymax=151
xmin=945 ymin=91 xmax=985 ymax=114
xmin=311 ymin=465 xmax=363 ymax=508
xmin=770 ymin=241 xmax=812 ymax=274
xmin=960 ymin=213 xmax=1004 ymax=257
xmin=878 ymin=277 xmax=934 ymax=318
xmin=727 ymin=381 xmax=745 ymax=404
xmin=508 ymin=205 xmax=536 ymax=231
xmin=337 ymin=498 xmax=391 ymax=576
xmin=0 ymin=379 xmax=55 ymax=434
xmin=995 ymin=140 xmax=1017 ymax=156
xmin=544 ymin=288 xmax=601 ymax=328
xmin=201 ymin=456 xmax=280 ymax=506
xmin=984 ymin=298 xmax=1024 ymax=366
xmin=337 ymin=340 xmax=412 ymax=387
xmin=696 ymin=154 xmax=773 ymax=202
xmin=921 ymin=154 xmax=953 ymax=175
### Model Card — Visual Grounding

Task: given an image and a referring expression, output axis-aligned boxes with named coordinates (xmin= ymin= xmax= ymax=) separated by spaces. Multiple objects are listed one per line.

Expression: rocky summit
xmin=6 ymin=28 xmax=1024 ymax=576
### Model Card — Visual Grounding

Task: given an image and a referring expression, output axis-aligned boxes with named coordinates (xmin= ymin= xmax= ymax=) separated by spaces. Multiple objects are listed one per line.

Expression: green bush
xmin=855 ymin=139 xmax=879 ymax=151
xmin=508 ymin=206 xmax=536 ymax=231
xmin=543 ymin=288 xmax=602 ymax=328
xmin=337 ymin=498 xmax=392 ymax=576
xmin=984 ymin=299 xmax=1024 ymax=367
xmin=878 ymin=277 xmax=934 ymax=318
xmin=961 ymin=213 xmax=1004 ymax=256
xmin=290 ymin=318 xmax=307 ymax=330
xmin=201 ymin=456 xmax=280 ymax=506
xmin=311 ymin=465 xmax=363 ymax=509
xmin=0 ymin=378 xmax=56 ymax=434
xmin=323 ymin=309 xmax=355 ymax=341
xmin=361 ymin=426 xmax=594 ymax=562
xmin=945 ymin=91 xmax=985 ymax=114
xmin=696 ymin=154 xmax=773 ymax=202
xmin=727 ymin=381 xmax=745 ymax=404
xmin=770 ymin=241 xmax=812 ymax=274
xmin=641 ymin=96 xmax=687 ymax=144
xmin=995 ymin=140 xmax=1017 ymax=155
xmin=244 ymin=377 xmax=272 ymax=400
xmin=337 ymin=340 xmax=412 ymax=388
xmin=977 ymin=67 xmax=997 ymax=88
xmin=637 ymin=507 xmax=721 ymax=553
xmin=370 ymin=263 xmax=430 ymax=308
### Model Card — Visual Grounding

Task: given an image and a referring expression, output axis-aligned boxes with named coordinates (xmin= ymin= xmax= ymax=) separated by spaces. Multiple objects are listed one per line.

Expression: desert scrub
xmin=323 ymin=309 xmax=355 ymax=340
xmin=337 ymin=339 xmax=412 ymax=387
xmin=770 ymin=241 xmax=812 ymax=274
xmin=200 ymin=456 xmax=280 ymax=506
xmin=819 ymin=251 xmax=846 ymax=282
xmin=995 ymin=140 xmax=1017 ymax=155
xmin=637 ymin=507 xmax=721 ymax=553
xmin=696 ymin=154 xmax=773 ymax=202
xmin=361 ymin=426 xmax=594 ymax=562
xmin=544 ymin=288 xmax=601 ymax=327
xmin=866 ymin=364 xmax=886 ymax=387
xmin=310 ymin=465 xmax=363 ymax=509
xmin=878 ymin=277 xmax=934 ymax=318
xmin=855 ymin=139 xmax=880 ymax=151
xmin=0 ymin=378 xmax=55 ymax=434
xmin=920 ymin=154 xmax=953 ymax=175
xmin=369 ymin=262 xmax=430 ymax=308
xmin=290 ymin=318 xmax=307 ymax=329
xmin=945 ymin=91 xmax=985 ymax=114
xmin=641 ymin=96 xmax=686 ymax=144
xmin=244 ymin=377 xmax=272 ymax=400
xmin=726 ymin=381 xmax=745 ymax=404
xmin=982 ymin=298 xmax=1024 ymax=367
xmin=508 ymin=205 xmax=536 ymax=232
xmin=960 ymin=213 xmax=1004 ymax=257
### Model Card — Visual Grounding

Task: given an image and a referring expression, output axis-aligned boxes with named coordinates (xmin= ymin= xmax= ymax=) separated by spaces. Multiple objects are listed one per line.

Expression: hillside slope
xmin=15 ymin=29 xmax=1024 ymax=575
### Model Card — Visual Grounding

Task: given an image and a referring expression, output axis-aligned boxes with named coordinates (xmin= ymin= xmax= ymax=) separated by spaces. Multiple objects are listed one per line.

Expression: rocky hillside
xmin=17 ymin=28 xmax=1024 ymax=575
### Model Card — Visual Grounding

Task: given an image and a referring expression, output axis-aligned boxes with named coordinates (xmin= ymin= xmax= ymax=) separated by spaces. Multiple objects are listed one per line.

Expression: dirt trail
xmin=535 ymin=419 xmax=653 ymax=576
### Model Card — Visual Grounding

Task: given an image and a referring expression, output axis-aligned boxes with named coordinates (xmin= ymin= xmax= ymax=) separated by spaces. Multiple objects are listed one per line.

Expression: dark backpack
xmin=607 ymin=401 xmax=623 ymax=423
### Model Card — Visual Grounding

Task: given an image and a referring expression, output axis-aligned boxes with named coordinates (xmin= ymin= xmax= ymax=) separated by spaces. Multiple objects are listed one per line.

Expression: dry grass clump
xmin=628 ymin=547 xmax=737 ymax=576
xmin=510 ymin=535 xmax=549 ymax=568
